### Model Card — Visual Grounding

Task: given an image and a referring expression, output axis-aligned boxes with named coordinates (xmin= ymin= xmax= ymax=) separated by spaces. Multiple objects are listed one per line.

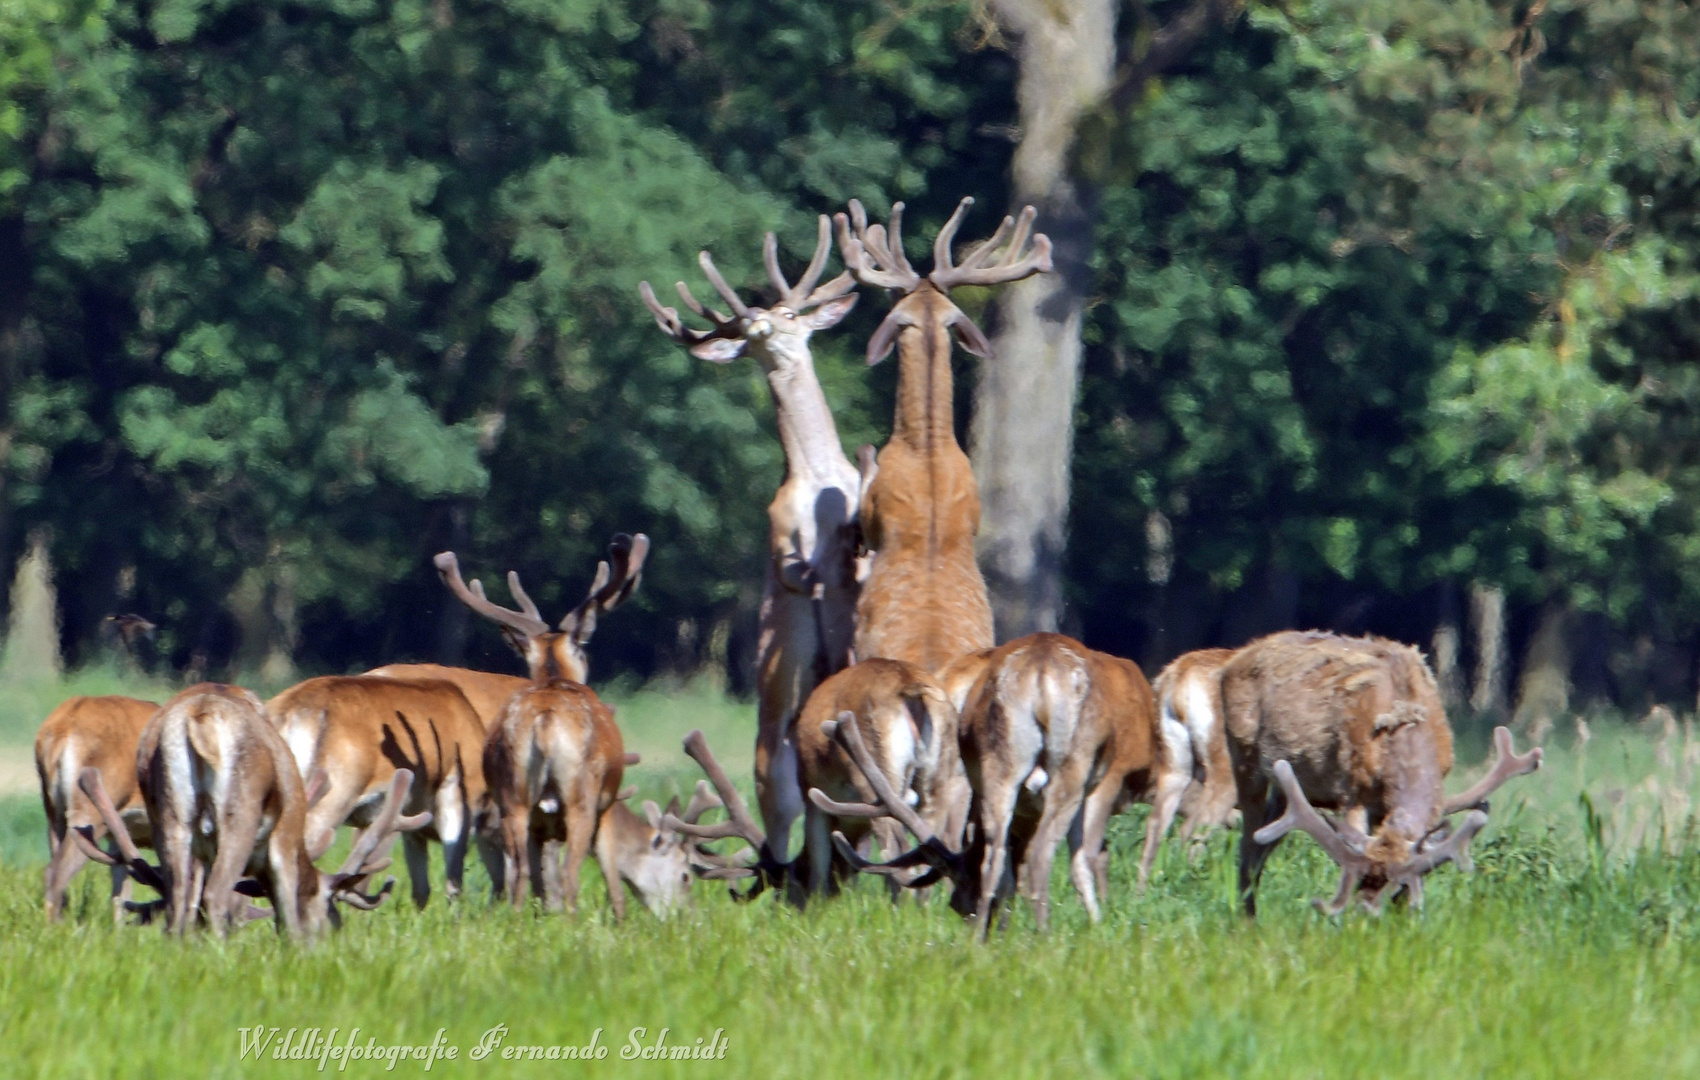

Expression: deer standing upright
xmin=835 ymin=197 xmax=1051 ymax=673
xmin=641 ymin=217 xmax=859 ymax=862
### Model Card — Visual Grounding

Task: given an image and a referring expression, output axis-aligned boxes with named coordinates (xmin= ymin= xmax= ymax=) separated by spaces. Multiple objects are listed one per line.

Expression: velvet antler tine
xmin=333 ymin=770 xmax=430 ymax=883
xmin=956 ymin=213 xmax=1014 ymax=273
xmin=677 ymin=730 xmax=767 ymax=851
xmin=930 ymin=203 xmax=1052 ymax=290
xmin=638 ymin=281 xmax=688 ymax=338
xmin=1254 ymin=760 xmax=1371 ymax=901
xmin=887 ymin=202 xmax=914 ymax=277
xmin=75 ymin=768 xmax=167 ymax=890
xmin=1443 ymin=727 xmax=1543 ymax=814
xmin=763 ymin=231 xmax=792 ymax=300
xmin=791 ymin=215 xmax=835 ymax=303
xmin=932 ymin=196 xmax=974 ymax=275
xmin=682 ymin=780 xmax=724 ymax=825
xmin=807 ymin=788 xmax=889 ymax=818
xmin=697 ymin=250 xmax=754 ymax=320
xmin=434 ymin=552 xmax=548 ymax=639
xmin=505 ymin=571 xmax=544 ymax=624
xmin=824 ymin=713 xmax=940 ymax=847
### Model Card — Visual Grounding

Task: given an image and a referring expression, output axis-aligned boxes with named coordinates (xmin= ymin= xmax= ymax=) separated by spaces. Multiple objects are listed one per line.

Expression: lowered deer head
xmin=433 ymin=533 xmax=647 ymax=685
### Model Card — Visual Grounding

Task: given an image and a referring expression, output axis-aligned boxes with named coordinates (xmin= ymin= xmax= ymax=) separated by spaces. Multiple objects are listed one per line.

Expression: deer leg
xmin=755 ymin=716 xmax=803 ymax=864
xmin=974 ymin=779 xmax=1021 ymax=941
xmin=435 ymin=776 xmax=467 ymax=902
xmin=1021 ymin=757 xmax=1092 ymax=933
xmin=44 ymin=820 xmax=93 ymax=922
xmin=593 ymin=821 xmax=627 ymax=924
xmin=203 ymin=797 xmax=264 ymax=938
xmin=109 ymin=848 xmax=133 ymax=927
xmin=158 ymin=821 xmax=196 ymax=936
xmin=527 ymin=829 xmax=557 ymax=912
xmin=1138 ymin=765 xmax=1193 ymax=893
xmin=803 ymin=802 xmax=836 ymax=899
xmin=1071 ymin=771 xmax=1124 ymax=923
xmin=266 ymin=833 xmax=303 ymax=940
xmin=1237 ymin=784 xmax=1280 ymax=919
xmin=402 ymin=832 xmax=433 ymax=910
xmin=502 ymin=809 xmax=529 ymax=910
xmin=560 ymin=787 xmax=598 ymax=918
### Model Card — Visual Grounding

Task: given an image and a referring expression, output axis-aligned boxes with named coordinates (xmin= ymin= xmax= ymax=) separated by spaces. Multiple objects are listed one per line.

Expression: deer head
xmin=834 ymin=196 xmax=1052 ymax=365
xmin=640 ymin=216 xmax=858 ymax=373
xmin=434 ymin=534 xmax=648 ymax=685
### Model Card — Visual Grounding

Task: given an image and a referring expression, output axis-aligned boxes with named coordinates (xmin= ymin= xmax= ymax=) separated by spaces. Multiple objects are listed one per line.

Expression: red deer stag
xmin=817 ymin=634 xmax=1175 ymax=937
xmin=1153 ymin=647 xmax=1239 ymax=836
xmin=266 ymin=676 xmax=490 ymax=909
xmin=834 ymin=197 xmax=1050 ymax=673
xmin=437 ymin=542 xmax=688 ymax=918
xmin=664 ymin=659 xmax=960 ymax=903
xmin=73 ymin=683 xmax=428 ymax=939
xmin=1221 ymin=631 xmax=1542 ymax=916
xmin=641 ymin=218 xmax=860 ymax=862
xmin=36 ymin=695 xmax=158 ymax=922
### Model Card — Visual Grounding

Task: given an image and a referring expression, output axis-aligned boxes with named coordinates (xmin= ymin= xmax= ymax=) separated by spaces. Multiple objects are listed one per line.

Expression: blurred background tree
xmin=2 ymin=0 xmax=1699 ymax=724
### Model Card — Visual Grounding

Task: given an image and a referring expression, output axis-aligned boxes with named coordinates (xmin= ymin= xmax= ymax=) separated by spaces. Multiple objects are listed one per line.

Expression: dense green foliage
xmin=4 ymin=0 xmax=1700 ymax=703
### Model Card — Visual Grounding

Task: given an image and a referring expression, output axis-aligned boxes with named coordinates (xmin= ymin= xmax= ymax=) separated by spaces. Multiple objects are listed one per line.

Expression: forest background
xmin=0 ymin=0 xmax=1695 ymax=729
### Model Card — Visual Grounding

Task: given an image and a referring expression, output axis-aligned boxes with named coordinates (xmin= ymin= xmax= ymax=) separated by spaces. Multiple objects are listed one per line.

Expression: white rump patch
xmin=1024 ymin=767 xmax=1049 ymax=794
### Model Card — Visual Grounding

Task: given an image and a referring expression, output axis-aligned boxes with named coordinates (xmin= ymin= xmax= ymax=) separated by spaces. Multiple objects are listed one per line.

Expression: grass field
xmin=1 ymin=670 xmax=1698 ymax=1078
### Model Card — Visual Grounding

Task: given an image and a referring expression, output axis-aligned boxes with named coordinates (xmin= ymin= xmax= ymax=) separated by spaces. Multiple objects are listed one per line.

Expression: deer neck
xmin=764 ymin=348 xmax=853 ymax=489
xmin=890 ymin=294 xmax=957 ymax=454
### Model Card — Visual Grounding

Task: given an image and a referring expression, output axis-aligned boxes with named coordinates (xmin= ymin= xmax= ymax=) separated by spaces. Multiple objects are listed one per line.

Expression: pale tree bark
xmin=1469 ymin=582 xmax=1508 ymax=718
xmin=1 ymin=530 xmax=62 ymax=682
xmin=1514 ymin=599 xmax=1571 ymax=743
xmin=972 ymin=0 xmax=1241 ymax=638
xmin=1431 ymin=583 xmax=1464 ymax=712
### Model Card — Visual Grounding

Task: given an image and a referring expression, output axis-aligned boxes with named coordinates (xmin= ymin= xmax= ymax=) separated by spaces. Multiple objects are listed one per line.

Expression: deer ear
xmin=866 ymin=309 xmax=908 ymax=365
xmin=690 ymin=338 xmax=747 ymax=363
xmin=805 ymin=294 xmax=857 ymax=330
xmin=948 ymin=312 xmax=993 ymax=358
xmin=642 ymin=800 xmax=663 ymax=830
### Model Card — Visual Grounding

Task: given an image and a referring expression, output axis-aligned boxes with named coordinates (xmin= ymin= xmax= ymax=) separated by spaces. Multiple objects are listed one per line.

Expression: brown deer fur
xmin=793 ymin=658 xmax=960 ymax=894
xmin=835 ymin=198 xmax=1051 ymax=673
xmin=97 ymin=683 xmax=427 ymax=938
xmin=267 ymin=675 xmax=489 ymax=908
xmin=1154 ymin=647 xmax=1239 ymax=836
xmin=1220 ymin=631 xmax=1539 ymax=916
xmin=643 ymin=219 xmax=861 ymax=862
xmin=365 ymin=664 xmax=528 ymax=731
xmin=35 ymin=695 xmax=158 ymax=922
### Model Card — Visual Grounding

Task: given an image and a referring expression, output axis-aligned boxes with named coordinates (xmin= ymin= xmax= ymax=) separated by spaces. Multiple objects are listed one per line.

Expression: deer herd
xmin=34 ymin=196 xmax=1542 ymax=941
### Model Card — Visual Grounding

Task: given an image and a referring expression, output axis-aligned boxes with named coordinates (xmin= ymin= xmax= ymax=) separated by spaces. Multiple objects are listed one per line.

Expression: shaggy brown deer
xmin=35 ymin=695 xmax=158 ymax=922
xmin=834 ymin=197 xmax=1051 ymax=673
xmin=1221 ymin=631 xmax=1542 ymax=916
xmin=437 ymin=543 xmax=690 ymax=918
xmin=73 ymin=683 xmax=428 ymax=939
xmin=266 ymin=675 xmax=490 ymax=908
xmin=641 ymin=218 xmax=860 ymax=863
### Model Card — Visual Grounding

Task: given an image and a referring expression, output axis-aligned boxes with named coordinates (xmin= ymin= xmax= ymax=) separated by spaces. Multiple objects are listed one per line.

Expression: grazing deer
xmin=266 ymin=675 xmax=489 ymax=909
xmin=73 ymin=683 xmax=429 ymax=939
xmin=1153 ymin=647 xmax=1239 ymax=836
xmin=817 ymin=634 xmax=1176 ymax=937
xmin=35 ymin=695 xmax=158 ymax=922
xmin=641 ymin=218 xmax=860 ymax=862
xmin=364 ymin=664 xmax=528 ymax=731
xmin=664 ymin=659 xmax=959 ymax=903
xmin=437 ymin=542 xmax=674 ymax=918
xmin=1221 ymin=631 xmax=1542 ymax=916
xmin=834 ymin=197 xmax=1051 ymax=673
xmin=594 ymin=787 xmax=723 ymax=919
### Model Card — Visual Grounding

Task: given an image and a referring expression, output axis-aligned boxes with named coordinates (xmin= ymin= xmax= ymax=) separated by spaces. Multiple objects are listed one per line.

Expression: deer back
xmin=795 ymin=658 xmax=957 ymax=812
xmin=365 ymin=664 xmax=529 ymax=732
xmin=36 ymin=695 xmax=158 ymax=840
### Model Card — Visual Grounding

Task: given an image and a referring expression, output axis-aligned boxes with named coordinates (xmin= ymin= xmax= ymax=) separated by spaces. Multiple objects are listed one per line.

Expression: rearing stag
xmin=641 ymin=218 xmax=860 ymax=861
xmin=835 ymin=197 xmax=1051 ymax=673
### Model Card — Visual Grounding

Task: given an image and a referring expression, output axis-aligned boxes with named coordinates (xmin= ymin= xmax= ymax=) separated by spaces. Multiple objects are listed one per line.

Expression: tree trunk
xmin=1514 ymin=599 xmax=1570 ymax=742
xmin=972 ymin=0 xmax=1117 ymax=639
xmin=1468 ymin=581 xmax=1508 ymax=718
xmin=1 ymin=530 xmax=61 ymax=682
xmin=1431 ymin=582 xmax=1464 ymax=712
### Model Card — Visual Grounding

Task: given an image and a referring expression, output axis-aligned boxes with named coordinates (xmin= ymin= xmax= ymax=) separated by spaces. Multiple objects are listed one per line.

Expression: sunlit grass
xmin=3 ymin=670 xmax=1700 ymax=1077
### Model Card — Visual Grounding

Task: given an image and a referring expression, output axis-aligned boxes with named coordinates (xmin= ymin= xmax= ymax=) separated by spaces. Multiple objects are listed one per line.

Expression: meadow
xmin=1 ymin=671 xmax=1698 ymax=1078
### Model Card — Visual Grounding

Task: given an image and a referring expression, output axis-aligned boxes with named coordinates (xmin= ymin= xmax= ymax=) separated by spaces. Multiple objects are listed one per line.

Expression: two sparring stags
xmin=639 ymin=195 xmax=1542 ymax=930
xmin=38 ymin=536 xmax=720 ymax=939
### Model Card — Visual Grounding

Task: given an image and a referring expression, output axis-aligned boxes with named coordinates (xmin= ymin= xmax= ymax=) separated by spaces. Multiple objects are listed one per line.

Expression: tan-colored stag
xmin=436 ymin=541 xmax=692 ymax=918
xmin=35 ymin=695 xmax=158 ymax=922
xmin=834 ymin=197 xmax=1051 ymax=673
xmin=665 ymin=658 xmax=959 ymax=903
xmin=266 ymin=675 xmax=489 ymax=908
xmin=1222 ymin=631 xmax=1541 ymax=916
xmin=641 ymin=218 xmax=861 ymax=862
xmin=74 ymin=683 xmax=427 ymax=939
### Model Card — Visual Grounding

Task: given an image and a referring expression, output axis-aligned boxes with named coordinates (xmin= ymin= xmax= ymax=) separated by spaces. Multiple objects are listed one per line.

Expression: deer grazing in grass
xmin=663 ymin=658 xmax=960 ymax=903
xmin=641 ymin=217 xmax=861 ymax=863
xmin=36 ymin=695 xmax=158 ymax=922
xmin=814 ymin=634 xmax=1177 ymax=937
xmin=834 ymin=197 xmax=1051 ymax=674
xmin=73 ymin=683 xmax=428 ymax=939
xmin=435 ymin=539 xmax=693 ymax=918
xmin=1153 ymin=647 xmax=1240 ymax=837
xmin=1221 ymin=631 xmax=1542 ymax=916
xmin=266 ymin=675 xmax=489 ymax=909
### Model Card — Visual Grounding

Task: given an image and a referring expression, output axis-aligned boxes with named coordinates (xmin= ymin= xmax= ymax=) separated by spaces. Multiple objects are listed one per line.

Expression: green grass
xmin=2 ymin=671 xmax=1699 ymax=1078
